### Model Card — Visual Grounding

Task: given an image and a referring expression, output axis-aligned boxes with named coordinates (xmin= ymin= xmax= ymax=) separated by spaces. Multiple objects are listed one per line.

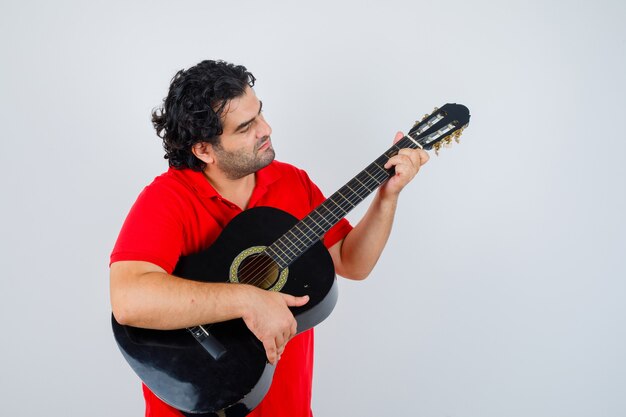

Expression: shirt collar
xmin=170 ymin=161 xmax=282 ymax=201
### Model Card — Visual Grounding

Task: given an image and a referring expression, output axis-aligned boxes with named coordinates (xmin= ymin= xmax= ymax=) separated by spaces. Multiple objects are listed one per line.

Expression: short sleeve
xmin=110 ymin=184 xmax=185 ymax=273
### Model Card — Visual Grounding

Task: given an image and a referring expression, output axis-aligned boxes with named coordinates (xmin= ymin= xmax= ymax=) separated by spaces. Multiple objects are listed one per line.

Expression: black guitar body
xmin=111 ymin=207 xmax=337 ymax=416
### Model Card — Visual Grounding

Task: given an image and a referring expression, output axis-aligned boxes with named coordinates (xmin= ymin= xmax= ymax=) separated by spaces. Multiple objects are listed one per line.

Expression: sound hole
xmin=237 ymin=253 xmax=280 ymax=290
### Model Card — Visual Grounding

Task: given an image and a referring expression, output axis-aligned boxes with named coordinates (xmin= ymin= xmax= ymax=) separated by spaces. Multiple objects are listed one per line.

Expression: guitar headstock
xmin=407 ymin=103 xmax=470 ymax=155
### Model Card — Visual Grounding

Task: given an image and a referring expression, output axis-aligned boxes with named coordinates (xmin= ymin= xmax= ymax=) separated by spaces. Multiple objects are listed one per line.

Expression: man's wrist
xmin=376 ymin=189 xmax=400 ymax=210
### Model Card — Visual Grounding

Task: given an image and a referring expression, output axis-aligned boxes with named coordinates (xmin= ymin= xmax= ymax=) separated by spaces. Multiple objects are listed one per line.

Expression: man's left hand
xmin=380 ymin=131 xmax=429 ymax=198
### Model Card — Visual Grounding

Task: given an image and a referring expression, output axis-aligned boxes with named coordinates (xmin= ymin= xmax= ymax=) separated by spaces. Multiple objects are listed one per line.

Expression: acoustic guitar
xmin=112 ymin=103 xmax=470 ymax=416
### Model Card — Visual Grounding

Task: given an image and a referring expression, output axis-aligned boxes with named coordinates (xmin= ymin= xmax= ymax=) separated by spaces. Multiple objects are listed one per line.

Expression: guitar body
xmin=112 ymin=207 xmax=337 ymax=415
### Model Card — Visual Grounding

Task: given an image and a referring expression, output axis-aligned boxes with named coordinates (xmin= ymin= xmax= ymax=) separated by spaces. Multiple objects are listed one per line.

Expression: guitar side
xmin=111 ymin=206 xmax=337 ymax=414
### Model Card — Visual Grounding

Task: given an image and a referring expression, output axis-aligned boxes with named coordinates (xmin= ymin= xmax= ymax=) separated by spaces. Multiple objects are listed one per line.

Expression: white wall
xmin=1 ymin=0 xmax=625 ymax=416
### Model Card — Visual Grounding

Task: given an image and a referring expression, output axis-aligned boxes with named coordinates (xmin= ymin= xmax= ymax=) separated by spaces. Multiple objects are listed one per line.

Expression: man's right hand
xmin=111 ymin=261 xmax=309 ymax=364
xmin=240 ymin=286 xmax=309 ymax=365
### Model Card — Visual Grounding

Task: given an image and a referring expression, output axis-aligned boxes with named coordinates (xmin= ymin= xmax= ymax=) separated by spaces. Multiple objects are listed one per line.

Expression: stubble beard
xmin=213 ymin=137 xmax=275 ymax=180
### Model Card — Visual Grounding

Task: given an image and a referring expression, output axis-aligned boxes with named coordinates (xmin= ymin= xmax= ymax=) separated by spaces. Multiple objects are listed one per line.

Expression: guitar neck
xmin=266 ymin=134 xmax=422 ymax=269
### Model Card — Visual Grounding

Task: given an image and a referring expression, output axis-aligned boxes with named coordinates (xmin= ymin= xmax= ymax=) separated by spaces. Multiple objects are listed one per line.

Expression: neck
xmin=203 ymin=168 xmax=256 ymax=210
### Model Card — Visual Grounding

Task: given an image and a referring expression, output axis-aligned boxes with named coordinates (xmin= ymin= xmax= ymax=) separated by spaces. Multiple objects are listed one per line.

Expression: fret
xmin=273 ymin=237 xmax=294 ymax=258
xmin=344 ymin=183 xmax=364 ymax=200
xmin=309 ymin=209 xmax=333 ymax=228
xmin=357 ymin=171 xmax=381 ymax=190
xmin=278 ymin=234 xmax=301 ymax=255
xmin=299 ymin=219 xmax=321 ymax=238
xmin=385 ymin=145 xmax=401 ymax=158
xmin=326 ymin=196 xmax=349 ymax=216
xmin=338 ymin=190 xmax=359 ymax=208
xmin=316 ymin=203 xmax=342 ymax=223
xmin=353 ymin=176 xmax=371 ymax=192
xmin=307 ymin=213 xmax=324 ymax=236
xmin=287 ymin=228 xmax=309 ymax=248
xmin=303 ymin=215 xmax=322 ymax=233
xmin=265 ymin=246 xmax=288 ymax=267
xmin=370 ymin=162 xmax=389 ymax=176
xmin=294 ymin=223 xmax=317 ymax=244
xmin=264 ymin=246 xmax=280 ymax=259
xmin=366 ymin=163 xmax=390 ymax=182
xmin=335 ymin=191 xmax=355 ymax=208
xmin=340 ymin=183 xmax=367 ymax=203
xmin=266 ymin=139 xmax=419 ymax=266
xmin=363 ymin=169 xmax=378 ymax=182
xmin=272 ymin=240 xmax=293 ymax=259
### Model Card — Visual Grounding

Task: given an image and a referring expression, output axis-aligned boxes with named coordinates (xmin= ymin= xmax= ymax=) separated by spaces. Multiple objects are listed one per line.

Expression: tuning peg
xmin=433 ymin=142 xmax=442 ymax=156
xmin=444 ymin=137 xmax=453 ymax=148
xmin=453 ymin=130 xmax=463 ymax=143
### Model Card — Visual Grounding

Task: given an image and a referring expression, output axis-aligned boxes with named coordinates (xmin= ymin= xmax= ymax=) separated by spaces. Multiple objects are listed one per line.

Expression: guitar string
xmin=238 ymin=132 xmax=430 ymax=288
xmin=235 ymin=157 xmax=392 ymax=288
xmin=236 ymin=134 xmax=423 ymax=288
xmin=236 ymin=180 xmax=376 ymax=285
xmin=240 ymin=133 xmax=417 ymax=283
xmin=237 ymin=167 xmax=390 ymax=289
xmin=235 ymin=134 xmax=410 ymax=286
xmin=236 ymin=134 xmax=422 ymax=289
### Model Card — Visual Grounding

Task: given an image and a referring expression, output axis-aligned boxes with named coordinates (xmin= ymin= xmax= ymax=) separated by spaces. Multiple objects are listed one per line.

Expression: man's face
xmin=213 ymin=86 xmax=274 ymax=179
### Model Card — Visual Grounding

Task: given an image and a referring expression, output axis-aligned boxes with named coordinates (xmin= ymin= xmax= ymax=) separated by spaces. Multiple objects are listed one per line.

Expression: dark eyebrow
xmin=234 ymin=100 xmax=263 ymax=133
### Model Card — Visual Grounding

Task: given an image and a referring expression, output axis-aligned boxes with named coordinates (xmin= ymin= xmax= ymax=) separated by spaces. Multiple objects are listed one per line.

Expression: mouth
xmin=257 ymin=138 xmax=271 ymax=151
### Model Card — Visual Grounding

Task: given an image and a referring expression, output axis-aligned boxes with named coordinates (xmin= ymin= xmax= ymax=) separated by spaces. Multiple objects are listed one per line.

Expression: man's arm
xmin=328 ymin=131 xmax=429 ymax=280
xmin=110 ymin=260 xmax=308 ymax=364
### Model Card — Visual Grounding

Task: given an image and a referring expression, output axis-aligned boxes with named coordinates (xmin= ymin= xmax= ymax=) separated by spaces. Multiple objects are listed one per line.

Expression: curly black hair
xmin=151 ymin=60 xmax=256 ymax=171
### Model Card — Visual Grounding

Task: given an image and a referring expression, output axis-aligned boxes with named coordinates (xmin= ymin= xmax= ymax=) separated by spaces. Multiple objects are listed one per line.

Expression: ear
xmin=191 ymin=142 xmax=215 ymax=165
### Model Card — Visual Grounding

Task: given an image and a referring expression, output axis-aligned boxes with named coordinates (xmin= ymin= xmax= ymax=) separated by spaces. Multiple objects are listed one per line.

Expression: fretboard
xmin=265 ymin=134 xmax=423 ymax=269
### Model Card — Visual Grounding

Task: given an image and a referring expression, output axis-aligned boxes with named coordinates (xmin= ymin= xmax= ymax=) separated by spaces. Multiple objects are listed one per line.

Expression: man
xmin=110 ymin=59 xmax=428 ymax=417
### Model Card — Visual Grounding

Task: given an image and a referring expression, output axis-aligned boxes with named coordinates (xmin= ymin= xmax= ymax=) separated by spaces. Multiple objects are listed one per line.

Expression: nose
xmin=257 ymin=115 xmax=272 ymax=138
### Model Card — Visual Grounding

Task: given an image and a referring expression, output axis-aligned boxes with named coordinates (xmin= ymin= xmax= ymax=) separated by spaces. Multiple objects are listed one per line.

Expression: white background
xmin=1 ymin=1 xmax=625 ymax=416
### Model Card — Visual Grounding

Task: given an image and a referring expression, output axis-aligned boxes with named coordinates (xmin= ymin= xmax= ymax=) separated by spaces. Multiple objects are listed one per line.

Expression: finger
xmin=276 ymin=334 xmax=287 ymax=355
xmin=396 ymin=150 xmax=421 ymax=170
xmin=291 ymin=320 xmax=298 ymax=338
xmin=283 ymin=294 xmax=309 ymax=307
xmin=282 ymin=330 xmax=291 ymax=345
xmin=275 ymin=335 xmax=288 ymax=362
xmin=418 ymin=149 xmax=430 ymax=165
xmin=384 ymin=153 xmax=414 ymax=170
xmin=263 ymin=339 xmax=278 ymax=365
xmin=391 ymin=145 xmax=429 ymax=168
xmin=391 ymin=164 xmax=417 ymax=181
xmin=285 ymin=317 xmax=298 ymax=340
xmin=392 ymin=131 xmax=404 ymax=145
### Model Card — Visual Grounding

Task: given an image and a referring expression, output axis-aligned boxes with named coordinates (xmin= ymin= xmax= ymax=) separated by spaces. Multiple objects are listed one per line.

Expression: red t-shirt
xmin=111 ymin=160 xmax=352 ymax=417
